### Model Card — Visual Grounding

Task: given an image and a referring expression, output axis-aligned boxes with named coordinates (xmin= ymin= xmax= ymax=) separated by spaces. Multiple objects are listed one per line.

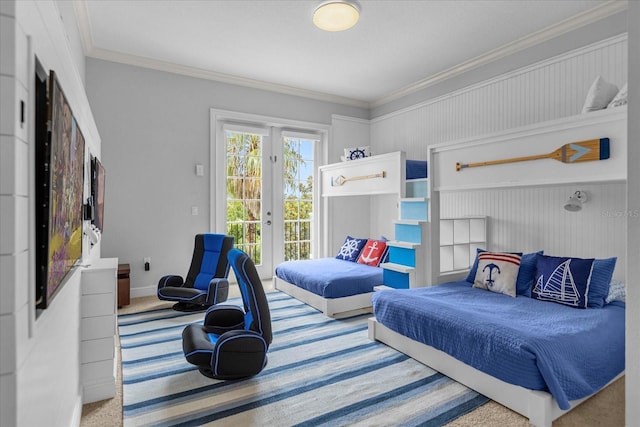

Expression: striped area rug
xmin=119 ymin=292 xmax=488 ymax=426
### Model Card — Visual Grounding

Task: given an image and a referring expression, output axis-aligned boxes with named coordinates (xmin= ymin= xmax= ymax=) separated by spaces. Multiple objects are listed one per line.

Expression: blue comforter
xmin=372 ymin=281 xmax=625 ymax=409
xmin=275 ymin=258 xmax=383 ymax=298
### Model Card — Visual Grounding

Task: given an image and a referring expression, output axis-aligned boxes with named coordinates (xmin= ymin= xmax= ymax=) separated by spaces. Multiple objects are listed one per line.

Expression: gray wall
xmin=85 ymin=59 xmax=368 ymax=295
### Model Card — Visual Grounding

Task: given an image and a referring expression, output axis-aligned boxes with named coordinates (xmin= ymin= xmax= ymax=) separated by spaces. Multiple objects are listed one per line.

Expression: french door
xmin=216 ymin=120 xmax=321 ymax=279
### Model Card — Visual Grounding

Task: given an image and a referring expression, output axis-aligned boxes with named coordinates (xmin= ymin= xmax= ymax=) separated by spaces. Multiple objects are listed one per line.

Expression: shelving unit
xmin=440 ymin=217 xmax=487 ymax=273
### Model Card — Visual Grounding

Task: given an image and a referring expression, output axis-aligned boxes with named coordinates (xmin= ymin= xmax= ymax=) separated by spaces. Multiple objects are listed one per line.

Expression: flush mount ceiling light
xmin=313 ymin=1 xmax=360 ymax=32
xmin=564 ymin=190 xmax=589 ymax=212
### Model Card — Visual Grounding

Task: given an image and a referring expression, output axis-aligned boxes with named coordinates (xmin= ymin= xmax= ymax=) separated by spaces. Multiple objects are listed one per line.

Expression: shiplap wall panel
xmin=372 ymin=35 xmax=628 ymax=159
xmin=439 ymin=183 xmax=626 ymax=279
xmin=370 ymin=35 xmax=628 ymax=279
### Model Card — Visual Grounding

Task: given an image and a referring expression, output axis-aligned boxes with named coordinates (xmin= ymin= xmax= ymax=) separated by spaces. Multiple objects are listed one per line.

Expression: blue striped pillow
xmin=588 ymin=257 xmax=617 ymax=308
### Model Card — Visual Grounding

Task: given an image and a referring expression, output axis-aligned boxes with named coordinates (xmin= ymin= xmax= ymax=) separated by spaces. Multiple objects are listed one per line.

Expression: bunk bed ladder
xmin=380 ymin=178 xmax=429 ymax=288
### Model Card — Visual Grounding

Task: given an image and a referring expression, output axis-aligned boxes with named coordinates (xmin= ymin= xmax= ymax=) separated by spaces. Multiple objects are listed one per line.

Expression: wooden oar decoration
xmin=332 ymin=171 xmax=386 ymax=186
xmin=455 ymin=138 xmax=610 ymax=171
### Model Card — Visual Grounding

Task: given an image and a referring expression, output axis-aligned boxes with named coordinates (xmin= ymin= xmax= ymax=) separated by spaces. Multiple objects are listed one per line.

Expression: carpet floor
xmin=81 ymin=286 xmax=625 ymax=426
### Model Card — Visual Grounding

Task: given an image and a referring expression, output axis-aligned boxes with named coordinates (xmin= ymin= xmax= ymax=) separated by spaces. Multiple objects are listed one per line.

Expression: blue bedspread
xmin=372 ymin=281 xmax=625 ymax=409
xmin=275 ymin=258 xmax=383 ymax=298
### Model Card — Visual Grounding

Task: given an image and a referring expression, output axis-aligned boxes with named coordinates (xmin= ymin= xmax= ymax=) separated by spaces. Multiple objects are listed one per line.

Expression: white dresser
xmin=80 ymin=257 xmax=118 ymax=403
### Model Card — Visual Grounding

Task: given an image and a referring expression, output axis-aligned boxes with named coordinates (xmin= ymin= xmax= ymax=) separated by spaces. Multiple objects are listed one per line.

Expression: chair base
xmin=172 ymin=302 xmax=209 ymax=312
xmin=198 ymin=366 xmax=216 ymax=379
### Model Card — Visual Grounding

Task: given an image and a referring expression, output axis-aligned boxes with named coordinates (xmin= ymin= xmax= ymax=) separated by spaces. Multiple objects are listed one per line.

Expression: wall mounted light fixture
xmin=313 ymin=1 xmax=360 ymax=32
xmin=564 ymin=190 xmax=589 ymax=212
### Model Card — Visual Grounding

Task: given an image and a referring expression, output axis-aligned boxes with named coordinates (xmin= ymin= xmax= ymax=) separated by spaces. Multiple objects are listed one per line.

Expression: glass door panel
xmin=225 ymin=131 xmax=271 ymax=275
xmin=283 ymin=136 xmax=315 ymax=261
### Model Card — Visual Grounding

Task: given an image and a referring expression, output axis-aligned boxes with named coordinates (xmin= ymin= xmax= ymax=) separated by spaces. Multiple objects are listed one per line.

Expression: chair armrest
xmin=206 ymin=278 xmax=229 ymax=305
xmin=203 ymin=305 xmax=245 ymax=334
xmin=157 ymin=275 xmax=184 ymax=290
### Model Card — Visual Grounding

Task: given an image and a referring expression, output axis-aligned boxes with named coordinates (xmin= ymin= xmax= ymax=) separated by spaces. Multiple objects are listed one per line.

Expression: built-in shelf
xmin=440 ymin=217 xmax=487 ymax=273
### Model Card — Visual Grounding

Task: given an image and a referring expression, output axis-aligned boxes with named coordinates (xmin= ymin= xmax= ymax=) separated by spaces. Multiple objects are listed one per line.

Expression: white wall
xmin=322 ymin=115 xmax=373 ymax=256
xmin=0 ymin=0 xmax=101 ymax=426
xmin=626 ymin=0 xmax=639 ymax=422
xmin=369 ymin=34 xmax=628 ymax=280
xmin=440 ymin=183 xmax=626 ymax=278
xmin=85 ymin=59 xmax=369 ymax=296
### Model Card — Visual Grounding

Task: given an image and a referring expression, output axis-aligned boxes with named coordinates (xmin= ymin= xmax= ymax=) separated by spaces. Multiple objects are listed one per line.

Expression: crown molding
xmin=74 ymin=0 xmax=626 ymax=111
xmin=370 ymin=0 xmax=628 ymax=108
xmin=73 ymin=2 xmax=368 ymax=108
xmin=72 ymin=0 xmax=94 ymax=56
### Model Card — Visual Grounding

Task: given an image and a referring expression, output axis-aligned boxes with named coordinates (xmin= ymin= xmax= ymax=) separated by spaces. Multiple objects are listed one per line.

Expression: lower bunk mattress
xmin=371 ymin=280 xmax=625 ymax=410
xmin=275 ymin=258 xmax=382 ymax=298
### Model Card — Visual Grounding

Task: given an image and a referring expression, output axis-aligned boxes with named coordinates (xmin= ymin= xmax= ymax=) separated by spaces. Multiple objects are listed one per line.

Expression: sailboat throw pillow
xmin=533 ymin=254 xmax=595 ymax=308
xmin=473 ymin=252 xmax=522 ymax=297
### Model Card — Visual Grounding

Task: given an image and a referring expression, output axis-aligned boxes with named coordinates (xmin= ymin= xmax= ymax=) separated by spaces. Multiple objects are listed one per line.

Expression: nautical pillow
xmin=344 ymin=146 xmax=371 ymax=161
xmin=357 ymin=239 xmax=388 ymax=267
xmin=467 ymin=248 xmax=536 ymax=296
xmin=533 ymin=255 xmax=595 ymax=309
xmin=335 ymin=236 xmax=367 ymax=262
xmin=473 ymin=252 xmax=522 ymax=297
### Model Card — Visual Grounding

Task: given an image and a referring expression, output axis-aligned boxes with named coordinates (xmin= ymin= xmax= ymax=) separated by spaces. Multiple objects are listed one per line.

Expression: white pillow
xmin=605 ymin=279 xmax=626 ymax=303
xmin=581 ymin=76 xmax=618 ymax=113
xmin=344 ymin=146 xmax=371 ymax=161
xmin=607 ymin=82 xmax=628 ymax=109
xmin=473 ymin=252 xmax=522 ymax=298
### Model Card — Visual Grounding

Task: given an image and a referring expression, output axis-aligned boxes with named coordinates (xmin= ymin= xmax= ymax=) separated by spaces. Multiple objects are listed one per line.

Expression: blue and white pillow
xmin=466 ymin=248 xmax=539 ymax=296
xmin=336 ymin=236 xmax=367 ymax=262
xmin=473 ymin=252 xmax=522 ymax=297
xmin=344 ymin=146 xmax=371 ymax=161
xmin=533 ymin=255 xmax=594 ymax=309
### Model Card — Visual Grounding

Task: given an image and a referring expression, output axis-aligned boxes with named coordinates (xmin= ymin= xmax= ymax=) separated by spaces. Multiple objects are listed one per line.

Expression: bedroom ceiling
xmin=75 ymin=0 xmax=623 ymax=107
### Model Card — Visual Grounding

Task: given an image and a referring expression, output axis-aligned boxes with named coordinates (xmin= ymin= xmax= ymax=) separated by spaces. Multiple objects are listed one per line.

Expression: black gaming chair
xmin=182 ymin=248 xmax=273 ymax=379
xmin=157 ymin=233 xmax=234 ymax=312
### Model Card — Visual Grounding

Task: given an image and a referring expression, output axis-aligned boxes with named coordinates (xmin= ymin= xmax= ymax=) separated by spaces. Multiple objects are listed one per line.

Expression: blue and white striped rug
xmin=119 ymin=292 xmax=488 ymax=426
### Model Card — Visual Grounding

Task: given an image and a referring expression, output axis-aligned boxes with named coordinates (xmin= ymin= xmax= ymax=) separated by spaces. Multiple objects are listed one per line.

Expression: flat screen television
xmin=91 ymin=156 xmax=106 ymax=232
xmin=35 ymin=70 xmax=86 ymax=310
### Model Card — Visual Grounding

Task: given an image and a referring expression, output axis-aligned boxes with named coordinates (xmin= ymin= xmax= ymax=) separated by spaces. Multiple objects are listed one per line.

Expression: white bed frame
xmin=275 ymin=151 xmax=410 ymax=318
xmin=368 ymin=318 xmax=623 ymax=427
xmin=369 ymin=108 xmax=627 ymax=426
xmin=274 ymin=276 xmax=373 ymax=319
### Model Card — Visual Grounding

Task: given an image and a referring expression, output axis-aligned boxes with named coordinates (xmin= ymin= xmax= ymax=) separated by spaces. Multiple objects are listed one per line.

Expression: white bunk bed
xmin=274 ymin=151 xmax=419 ymax=318
xmin=368 ymin=107 xmax=627 ymax=427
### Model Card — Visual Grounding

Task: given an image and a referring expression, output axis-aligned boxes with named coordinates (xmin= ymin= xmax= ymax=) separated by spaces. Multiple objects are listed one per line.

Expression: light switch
xmin=191 ymin=206 xmax=199 ymax=216
xmin=195 ymin=164 xmax=204 ymax=176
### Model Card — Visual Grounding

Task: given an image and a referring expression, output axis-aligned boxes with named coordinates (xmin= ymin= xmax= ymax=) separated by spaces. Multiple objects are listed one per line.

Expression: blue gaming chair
xmin=157 ymin=233 xmax=234 ymax=312
xmin=181 ymin=248 xmax=273 ymax=379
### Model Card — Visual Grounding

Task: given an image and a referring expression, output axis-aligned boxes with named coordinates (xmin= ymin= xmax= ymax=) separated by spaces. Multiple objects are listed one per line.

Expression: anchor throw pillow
xmin=473 ymin=252 xmax=522 ymax=297
xmin=336 ymin=236 xmax=367 ymax=262
xmin=533 ymin=254 xmax=595 ymax=309
xmin=357 ymin=239 xmax=388 ymax=267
